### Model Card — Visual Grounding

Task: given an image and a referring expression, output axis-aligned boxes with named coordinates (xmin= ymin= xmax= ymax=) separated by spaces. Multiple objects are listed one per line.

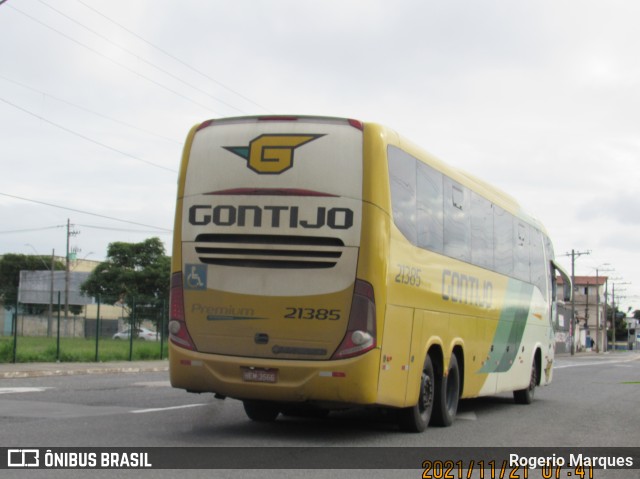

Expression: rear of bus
xmin=169 ymin=116 xmax=382 ymax=412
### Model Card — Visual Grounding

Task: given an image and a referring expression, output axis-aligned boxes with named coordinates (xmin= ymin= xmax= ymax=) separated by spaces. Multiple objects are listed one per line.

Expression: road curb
xmin=0 ymin=361 xmax=169 ymax=379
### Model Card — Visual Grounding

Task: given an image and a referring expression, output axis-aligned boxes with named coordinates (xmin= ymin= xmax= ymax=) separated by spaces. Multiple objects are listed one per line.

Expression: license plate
xmin=242 ymin=367 xmax=278 ymax=383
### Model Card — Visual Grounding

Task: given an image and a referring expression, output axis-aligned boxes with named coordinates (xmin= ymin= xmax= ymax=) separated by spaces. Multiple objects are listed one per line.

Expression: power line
xmin=77 ymin=224 xmax=170 ymax=234
xmin=0 ymin=192 xmax=172 ymax=232
xmin=36 ymin=0 xmax=249 ymax=115
xmin=0 ymin=225 xmax=65 ymax=235
xmin=0 ymin=74 xmax=182 ymax=145
xmin=7 ymin=4 xmax=222 ymax=115
xmin=0 ymin=94 xmax=177 ymax=173
xmin=76 ymin=0 xmax=272 ymax=113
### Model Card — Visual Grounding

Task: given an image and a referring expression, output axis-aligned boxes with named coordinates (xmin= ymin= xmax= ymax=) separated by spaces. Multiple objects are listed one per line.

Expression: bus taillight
xmin=331 ymin=280 xmax=377 ymax=359
xmin=348 ymin=119 xmax=364 ymax=130
xmin=169 ymin=272 xmax=197 ymax=351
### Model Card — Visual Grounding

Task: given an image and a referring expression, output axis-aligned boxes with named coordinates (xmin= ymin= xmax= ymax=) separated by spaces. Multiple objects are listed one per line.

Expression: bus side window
xmin=417 ymin=161 xmax=444 ymax=253
xmin=470 ymin=192 xmax=493 ymax=270
xmin=514 ymin=221 xmax=530 ymax=283
xmin=530 ymin=228 xmax=546 ymax=299
xmin=444 ymin=178 xmax=470 ymax=262
xmin=388 ymin=146 xmax=417 ymax=245
xmin=494 ymin=206 xmax=513 ymax=276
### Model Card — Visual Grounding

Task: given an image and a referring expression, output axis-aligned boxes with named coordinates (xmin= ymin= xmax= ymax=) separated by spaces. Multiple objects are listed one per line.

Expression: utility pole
xmin=49 ymin=249 xmax=54 ymax=337
xmin=611 ymin=283 xmax=616 ymax=352
xmin=565 ymin=249 xmax=591 ymax=355
xmin=595 ymin=271 xmax=599 ymax=352
xmin=594 ymin=265 xmax=612 ymax=353
xmin=65 ymin=219 xmax=80 ymax=322
xmin=609 ymin=282 xmax=630 ymax=351
xmin=585 ymin=285 xmax=589 ymax=348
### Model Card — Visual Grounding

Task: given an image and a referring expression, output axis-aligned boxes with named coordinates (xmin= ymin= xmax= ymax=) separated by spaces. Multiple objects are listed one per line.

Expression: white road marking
xmin=0 ymin=387 xmax=52 ymax=395
xmin=554 ymin=358 xmax=635 ymax=369
xmin=130 ymin=403 xmax=207 ymax=414
xmin=0 ymin=399 xmax=131 ymax=418
xmin=132 ymin=381 xmax=171 ymax=388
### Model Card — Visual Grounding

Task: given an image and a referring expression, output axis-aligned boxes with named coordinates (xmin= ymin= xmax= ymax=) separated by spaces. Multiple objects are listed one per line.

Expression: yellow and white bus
xmin=169 ymin=115 xmax=571 ymax=432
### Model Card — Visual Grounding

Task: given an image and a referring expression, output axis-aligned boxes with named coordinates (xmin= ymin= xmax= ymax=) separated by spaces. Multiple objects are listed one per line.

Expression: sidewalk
xmin=556 ymin=350 xmax=639 ymax=358
xmin=0 ymin=359 xmax=169 ymax=379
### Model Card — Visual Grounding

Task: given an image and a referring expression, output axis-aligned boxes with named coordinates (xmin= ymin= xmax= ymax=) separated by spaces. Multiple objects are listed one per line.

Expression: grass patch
xmin=0 ymin=336 xmax=168 ymax=363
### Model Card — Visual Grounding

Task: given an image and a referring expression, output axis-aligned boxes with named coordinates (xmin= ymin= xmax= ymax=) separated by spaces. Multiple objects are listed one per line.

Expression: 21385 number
xmin=284 ymin=308 xmax=341 ymax=320
xmin=395 ymin=264 xmax=422 ymax=286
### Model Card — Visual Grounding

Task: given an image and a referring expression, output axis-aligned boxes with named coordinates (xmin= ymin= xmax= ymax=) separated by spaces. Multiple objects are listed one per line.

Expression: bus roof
xmin=190 ymin=115 xmax=547 ymax=234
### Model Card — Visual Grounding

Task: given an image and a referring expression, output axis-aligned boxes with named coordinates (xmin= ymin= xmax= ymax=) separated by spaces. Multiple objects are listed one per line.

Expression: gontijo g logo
xmin=224 ymin=134 xmax=324 ymax=174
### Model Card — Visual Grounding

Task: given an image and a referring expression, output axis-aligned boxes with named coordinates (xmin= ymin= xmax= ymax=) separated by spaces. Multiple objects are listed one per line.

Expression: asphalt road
xmin=1 ymin=352 xmax=638 ymax=478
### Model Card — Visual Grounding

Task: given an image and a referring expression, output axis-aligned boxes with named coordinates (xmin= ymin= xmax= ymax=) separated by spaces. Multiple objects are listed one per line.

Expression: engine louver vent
xmin=194 ymin=234 xmax=345 ymax=269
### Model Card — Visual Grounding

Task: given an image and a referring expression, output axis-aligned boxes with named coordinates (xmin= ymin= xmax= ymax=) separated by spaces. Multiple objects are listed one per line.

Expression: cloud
xmin=577 ymin=192 xmax=640 ymax=226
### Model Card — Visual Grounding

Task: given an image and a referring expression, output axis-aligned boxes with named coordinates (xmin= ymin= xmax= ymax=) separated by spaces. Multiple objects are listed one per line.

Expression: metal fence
xmin=1 ymin=292 xmax=168 ymax=363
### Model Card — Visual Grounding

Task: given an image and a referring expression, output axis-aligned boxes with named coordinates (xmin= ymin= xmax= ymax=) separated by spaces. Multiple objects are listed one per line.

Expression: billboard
xmin=18 ymin=270 xmax=92 ymax=305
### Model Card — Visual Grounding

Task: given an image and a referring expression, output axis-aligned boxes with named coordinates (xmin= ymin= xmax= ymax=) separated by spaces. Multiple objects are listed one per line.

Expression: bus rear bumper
xmin=169 ymin=342 xmax=381 ymax=406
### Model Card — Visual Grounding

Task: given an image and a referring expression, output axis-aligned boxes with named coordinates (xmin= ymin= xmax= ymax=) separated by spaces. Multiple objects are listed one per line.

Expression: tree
xmin=0 ymin=254 xmax=65 ymax=311
xmin=80 ymin=238 xmax=170 ymax=329
xmin=605 ymin=304 xmax=630 ymax=340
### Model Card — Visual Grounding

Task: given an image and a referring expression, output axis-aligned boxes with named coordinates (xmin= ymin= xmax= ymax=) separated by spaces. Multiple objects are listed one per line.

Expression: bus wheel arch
xmin=431 ymin=349 xmax=461 ymax=427
xmin=514 ymin=348 xmax=541 ymax=405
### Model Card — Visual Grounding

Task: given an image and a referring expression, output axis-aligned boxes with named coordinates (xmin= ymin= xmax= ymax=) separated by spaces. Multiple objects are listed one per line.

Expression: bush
xmin=0 ymin=339 xmax=14 ymax=362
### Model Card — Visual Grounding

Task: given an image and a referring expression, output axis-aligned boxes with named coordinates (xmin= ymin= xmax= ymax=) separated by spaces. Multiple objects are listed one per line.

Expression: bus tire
xmin=243 ymin=400 xmax=280 ymax=422
xmin=514 ymin=359 xmax=537 ymax=405
xmin=398 ymin=355 xmax=435 ymax=432
xmin=431 ymin=354 xmax=460 ymax=427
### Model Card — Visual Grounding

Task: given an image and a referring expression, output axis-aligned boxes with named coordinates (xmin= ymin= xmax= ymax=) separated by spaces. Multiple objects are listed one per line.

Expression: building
xmin=2 ymin=256 xmax=136 ymax=338
xmin=557 ymin=275 xmax=609 ymax=352
xmin=623 ymin=317 xmax=639 ymax=350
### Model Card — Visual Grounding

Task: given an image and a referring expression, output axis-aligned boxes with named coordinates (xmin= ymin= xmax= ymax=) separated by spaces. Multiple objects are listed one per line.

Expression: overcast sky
xmin=1 ymin=0 xmax=639 ymax=310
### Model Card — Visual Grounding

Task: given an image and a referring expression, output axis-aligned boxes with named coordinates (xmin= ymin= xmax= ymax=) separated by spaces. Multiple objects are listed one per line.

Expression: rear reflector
xmin=319 ymin=371 xmax=347 ymax=378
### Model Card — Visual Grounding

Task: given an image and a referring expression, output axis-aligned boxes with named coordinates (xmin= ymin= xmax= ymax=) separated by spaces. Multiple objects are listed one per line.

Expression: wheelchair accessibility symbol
xmin=185 ymin=264 xmax=207 ymax=290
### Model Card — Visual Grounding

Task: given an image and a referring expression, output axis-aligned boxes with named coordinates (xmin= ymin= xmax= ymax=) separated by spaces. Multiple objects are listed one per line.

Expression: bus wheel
xmin=431 ymin=354 xmax=460 ymax=427
xmin=514 ymin=359 xmax=537 ymax=405
xmin=398 ymin=355 xmax=435 ymax=432
xmin=243 ymin=400 xmax=280 ymax=422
